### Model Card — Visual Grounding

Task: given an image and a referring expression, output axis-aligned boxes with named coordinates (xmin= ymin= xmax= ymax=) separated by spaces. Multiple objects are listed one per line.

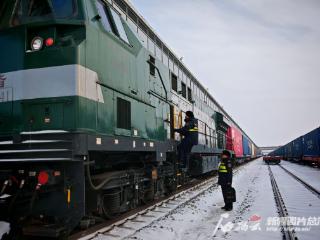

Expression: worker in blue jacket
xmin=174 ymin=111 xmax=199 ymax=168
xmin=218 ymin=150 xmax=234 ymax=211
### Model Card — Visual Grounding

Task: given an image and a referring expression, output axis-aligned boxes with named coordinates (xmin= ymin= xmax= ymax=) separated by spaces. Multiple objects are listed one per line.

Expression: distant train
xmin=263 ymin=156 xmax=281 ymax=165
xmin=269 ymin=127 xmax=320 ymax=166
xmin=0 ymin=0 xmax=260 ymax=238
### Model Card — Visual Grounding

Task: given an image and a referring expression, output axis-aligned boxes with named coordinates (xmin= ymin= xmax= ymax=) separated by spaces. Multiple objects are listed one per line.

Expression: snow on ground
xmin=0 ymin=222 xmax=10 ymax=240
xmin=122 ymin=159 xmax=281 ymax=240
xmin=271 ymin=165 xmax=320 ymax=240
xmin=280 ymin=160 xmax=320 ymax=192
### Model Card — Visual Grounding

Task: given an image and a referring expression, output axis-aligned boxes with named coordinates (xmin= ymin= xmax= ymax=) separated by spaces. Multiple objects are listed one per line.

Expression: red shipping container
xmin=226 ymin=127 xmax=233 ymax=151
xmin=226 ymin=126 xmax=243 ymax=158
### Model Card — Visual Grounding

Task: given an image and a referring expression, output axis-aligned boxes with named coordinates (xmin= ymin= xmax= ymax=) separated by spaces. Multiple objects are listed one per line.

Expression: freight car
xmin=302 ymin=127 xmax=320 ymax=164
xmin=242 ymin=135 xmax=252 ymax=161
xmin=263 ymin=156 xmax=281 ymax=164
xmin=269 ymin=127 xmax=320 ymax=166
xmin=0 ymin=0 xmax=259 ymax=237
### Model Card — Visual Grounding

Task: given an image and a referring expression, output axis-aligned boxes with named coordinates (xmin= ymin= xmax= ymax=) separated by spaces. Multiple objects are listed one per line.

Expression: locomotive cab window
xmin=26 ymin=0 xmax=74 ymax=18
xmin=95 ymin=1 xmax=130 ymax=45
xmin=171 ymin=73 xmax=178 ymax=92
xmin=95 ymin=0 xmax=113 ymax=33
xmin=109 ymin=7 xmax=130 ymax=44
xmin=0 ymin=1 xmax=11 ymax=29
xmin=9 ymin=0 xmax=77 ymax=28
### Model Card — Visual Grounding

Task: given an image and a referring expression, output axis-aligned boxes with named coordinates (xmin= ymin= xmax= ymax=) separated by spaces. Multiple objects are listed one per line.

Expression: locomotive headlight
xmin=31 ymin=37 xmax=43 ymax=51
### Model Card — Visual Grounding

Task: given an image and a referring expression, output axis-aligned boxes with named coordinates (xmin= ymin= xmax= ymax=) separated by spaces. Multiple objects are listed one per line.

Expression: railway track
xmin=70 ymin=161 xmax=250 ymax=240
xmin=76 ymin=177 xmax=219 ymax=240
xmin=278 ymin=165 xmax=320 ymax=199
xmin=267 ymin=165 xmax=298 ymax=240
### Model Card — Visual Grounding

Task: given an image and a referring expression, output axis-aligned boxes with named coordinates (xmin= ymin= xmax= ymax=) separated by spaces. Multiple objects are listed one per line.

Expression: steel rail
xmin=268 ymin=165 xmax=298 ymax=240
xmin=70 ymin=159 xmax=256 ymax=240
xmin=77 ymin=176 xmax=218 ymax=240
xmin=75 ymin=163 xmax=249 ymax=240
xmin=278 ymin=164 xmax=320 ymax=199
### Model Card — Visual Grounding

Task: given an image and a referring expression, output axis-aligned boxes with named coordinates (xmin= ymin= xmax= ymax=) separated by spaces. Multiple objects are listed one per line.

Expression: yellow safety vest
xmin=218 ymin=162 xmax=228 ymax=173
xmin=188 ymin=120 xmax=198 ymax=132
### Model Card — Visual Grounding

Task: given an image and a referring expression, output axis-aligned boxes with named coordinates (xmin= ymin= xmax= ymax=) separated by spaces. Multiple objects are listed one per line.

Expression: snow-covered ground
xmin=3 ymin=159 xmax=318 ymax=240
xmin=92 ymin=159 xmax=288 ymax=240
xmin=271 ymin=164 xmax=320 ymax=239
xmin=280 ymin=160 xmax=320 ymax=192
xmin=117 ymin=159 xmax=319 ymax=240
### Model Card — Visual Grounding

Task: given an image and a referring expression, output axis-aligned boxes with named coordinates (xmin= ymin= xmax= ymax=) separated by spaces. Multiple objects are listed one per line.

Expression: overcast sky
xmin=130 ymin=0 xmax=320 ymax=147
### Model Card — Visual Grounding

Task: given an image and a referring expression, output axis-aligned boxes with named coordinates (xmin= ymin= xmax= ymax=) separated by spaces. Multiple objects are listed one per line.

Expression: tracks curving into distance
xmin=278 ymin=164 xmax=320 ymax=199
xmin=267 ymin=165 xmax=298 ymax=240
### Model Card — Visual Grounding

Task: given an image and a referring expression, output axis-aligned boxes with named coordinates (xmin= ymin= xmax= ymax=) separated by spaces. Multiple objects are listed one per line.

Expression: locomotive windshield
xmin=0 ymin=0 xmax=78 ymax=30
xmin=25 ymin=0 xmax=74 ymax=18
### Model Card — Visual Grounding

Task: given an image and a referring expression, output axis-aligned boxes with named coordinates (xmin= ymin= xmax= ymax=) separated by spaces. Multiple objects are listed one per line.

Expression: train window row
xmin=171 ymin=73 xmax=192 ymax=102
xmin=107 ymin=0 xmax=218 ymax=112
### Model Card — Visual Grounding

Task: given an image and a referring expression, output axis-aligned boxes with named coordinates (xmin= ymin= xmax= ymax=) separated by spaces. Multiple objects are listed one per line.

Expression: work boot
xmin=221 ymin=205 xmax=227 ymax=209
xmin=224 ymin=203 xmax=233 ymax=211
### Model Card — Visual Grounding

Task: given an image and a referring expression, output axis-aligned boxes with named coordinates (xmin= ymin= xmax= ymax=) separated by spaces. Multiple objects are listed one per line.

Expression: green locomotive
xmin=0 ymin=0 xmax=258 ymax=237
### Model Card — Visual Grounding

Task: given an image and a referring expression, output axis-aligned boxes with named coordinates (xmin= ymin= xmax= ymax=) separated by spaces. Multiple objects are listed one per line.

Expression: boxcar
xmin=302 ymin=127 xmax=320 ymax=164
xmin=226 ymin=126 xmax=243 ymax=160
xmin=242 ymin=135 xmax=251 ymax=159
xmin=292 ymin=136 xmax=303 ymax=161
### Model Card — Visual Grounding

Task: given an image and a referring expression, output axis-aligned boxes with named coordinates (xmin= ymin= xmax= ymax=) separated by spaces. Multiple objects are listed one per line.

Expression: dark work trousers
xmin=221 ymin=184 xmax=233 ymax=208
xmin=177 ymin=138 xmax=194 ymax=168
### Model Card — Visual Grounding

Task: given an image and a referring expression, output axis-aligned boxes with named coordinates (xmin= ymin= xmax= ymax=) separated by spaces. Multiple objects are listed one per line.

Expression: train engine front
xmin=0 ymin=0 xmax=179 ymax=237
xmin=0 ymin=0 xmax=93 ymax=237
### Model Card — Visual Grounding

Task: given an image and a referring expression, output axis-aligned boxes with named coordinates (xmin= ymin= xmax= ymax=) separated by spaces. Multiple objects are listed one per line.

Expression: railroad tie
xmin=102 ymin=233 xmax=121 ymax=238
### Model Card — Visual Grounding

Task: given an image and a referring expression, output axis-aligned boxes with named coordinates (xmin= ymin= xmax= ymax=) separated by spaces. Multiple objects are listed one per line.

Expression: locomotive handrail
xmin=147 ymin=90 xmax=172 ymax=106
xmin=96 ymin=81 xmax=155 ymax=108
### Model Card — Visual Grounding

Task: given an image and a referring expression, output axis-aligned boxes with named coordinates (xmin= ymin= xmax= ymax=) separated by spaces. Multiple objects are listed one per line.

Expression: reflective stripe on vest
xmin=219 ymin=163 xmax=228 ymax=173
xmin=189 ymin=127 xmax=198 ymax=132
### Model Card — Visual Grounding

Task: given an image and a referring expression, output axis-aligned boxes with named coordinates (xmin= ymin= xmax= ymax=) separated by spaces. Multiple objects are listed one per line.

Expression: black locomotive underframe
xmin=0 ymin=132 xmax=178 ymax=237
xmin=0 ymin=131 xmax=222 ymax=237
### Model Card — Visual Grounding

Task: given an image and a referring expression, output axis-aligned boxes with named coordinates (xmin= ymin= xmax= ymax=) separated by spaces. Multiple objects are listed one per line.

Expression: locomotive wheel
xmin=165 ymin=177 xmax=177 ymax=194
xmin=101 ymin=189 xmax=121 ymax=219
xmin=141 ymin=182 xmax=155 ymax=204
